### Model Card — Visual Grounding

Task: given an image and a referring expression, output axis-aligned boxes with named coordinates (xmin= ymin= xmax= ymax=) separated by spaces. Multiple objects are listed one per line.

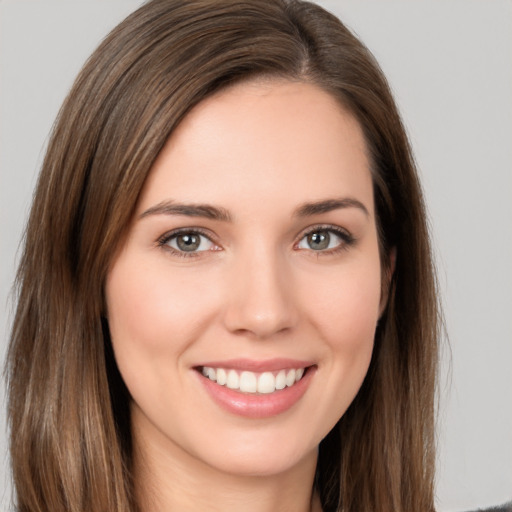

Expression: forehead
xmin=138 ymin=79 xmax=373 ymax=218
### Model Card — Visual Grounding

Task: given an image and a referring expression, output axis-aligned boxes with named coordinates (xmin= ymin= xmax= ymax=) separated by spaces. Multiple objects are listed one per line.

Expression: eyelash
xmin=296 ymin=224 xmax=356 ymax=256
xmin=157 ymin=228 xmax=218 ymax=259
xmin=157 ymin=225 xmax=356 ymax=258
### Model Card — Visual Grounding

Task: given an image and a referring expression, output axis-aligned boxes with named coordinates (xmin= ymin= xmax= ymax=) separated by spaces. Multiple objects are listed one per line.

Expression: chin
xmin=185 ymin=424 xmax=320 ymax=478
xmin=205 ymin=445 xmax=317 ymax=478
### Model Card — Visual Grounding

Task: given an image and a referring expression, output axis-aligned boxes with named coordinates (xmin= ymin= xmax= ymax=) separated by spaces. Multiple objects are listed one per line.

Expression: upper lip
xmin=194 ymin=358 xmax=315 ymax=372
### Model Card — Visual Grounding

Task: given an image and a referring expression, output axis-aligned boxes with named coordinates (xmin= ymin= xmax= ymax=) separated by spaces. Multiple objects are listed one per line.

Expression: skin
xmin=106 ymin=79 xmax=389 ymax=512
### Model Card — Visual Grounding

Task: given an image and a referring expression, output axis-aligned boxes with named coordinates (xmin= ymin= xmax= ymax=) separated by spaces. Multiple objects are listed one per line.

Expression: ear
xmin=379 ymin=246 xmax=396 ymax=317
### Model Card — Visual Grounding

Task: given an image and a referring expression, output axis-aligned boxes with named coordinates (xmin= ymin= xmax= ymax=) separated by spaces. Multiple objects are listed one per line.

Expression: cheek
xmin=305 ymin=258 xmax=382 ymax=346
xmin=105 ymin=256 xmax=218 ymax=353
xmin=324 ymin=276 xmax=379 ymax=377
xmin=104 ymin=254 xmax=224 ymax=416
xmin=299 ymin=254 xmax=382 ymax=418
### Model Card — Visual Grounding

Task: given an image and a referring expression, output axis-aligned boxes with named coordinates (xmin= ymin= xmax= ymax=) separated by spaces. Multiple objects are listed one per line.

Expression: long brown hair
xmin=6 ymin=1 xmax=440 ymax=511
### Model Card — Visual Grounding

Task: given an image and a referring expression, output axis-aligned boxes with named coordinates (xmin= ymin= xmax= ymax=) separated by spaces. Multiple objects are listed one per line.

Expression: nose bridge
xmin=223 ymin=241 xmax=297 ymax=338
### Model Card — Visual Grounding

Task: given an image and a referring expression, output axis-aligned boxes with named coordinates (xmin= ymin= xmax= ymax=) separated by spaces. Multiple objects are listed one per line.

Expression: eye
xmin=296 ymin=227 xmax=353 ymax=252
xmin=159 ymin=230 xmax=218 ymax=254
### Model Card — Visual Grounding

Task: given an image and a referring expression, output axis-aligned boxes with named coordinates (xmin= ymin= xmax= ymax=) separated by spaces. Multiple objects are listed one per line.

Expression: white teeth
xmin=257 ymin=372 xmax=275 ymax=394
xmin=285 ymin=369 xmax=296 ymax=387
xmin=216 ymin=368 xmax=227 ymax=386
xmin=226 ymin=369 xmax=239 ymax=389
xmin=239 ymin=371 xmax=257 ymax=393
xmin=201 ymin=366 xmax=307 ymax=394
xmin=275 ymin=370 xmax=286 ymax=390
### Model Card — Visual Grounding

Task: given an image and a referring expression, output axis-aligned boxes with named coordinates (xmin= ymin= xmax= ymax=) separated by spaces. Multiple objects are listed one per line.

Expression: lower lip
xmin=196 ymin=367 xmax=315 ymax=419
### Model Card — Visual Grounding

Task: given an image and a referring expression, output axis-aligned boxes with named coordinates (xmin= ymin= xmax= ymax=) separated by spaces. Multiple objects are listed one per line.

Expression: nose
xmin=222 ymin=247 xmax=298 ymax=339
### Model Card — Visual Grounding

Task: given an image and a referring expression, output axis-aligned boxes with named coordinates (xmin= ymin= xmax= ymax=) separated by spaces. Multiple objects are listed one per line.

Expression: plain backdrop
xmin=0 ymin=1 xmax=511 ymax=510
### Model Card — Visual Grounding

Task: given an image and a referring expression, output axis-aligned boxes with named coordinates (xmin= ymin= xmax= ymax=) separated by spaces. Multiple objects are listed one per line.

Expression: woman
xmin=6 ymin=1 xmax=440 ymax=511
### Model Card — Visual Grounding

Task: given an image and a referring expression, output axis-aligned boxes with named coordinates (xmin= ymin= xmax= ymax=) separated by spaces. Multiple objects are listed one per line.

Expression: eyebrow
xmin=139 ymin=197 xmax=369 ymax=222
xmin=294 ymin=198 xmax=369 ymax=218
xmin=139 ymin=200 xmax=232 ymax=222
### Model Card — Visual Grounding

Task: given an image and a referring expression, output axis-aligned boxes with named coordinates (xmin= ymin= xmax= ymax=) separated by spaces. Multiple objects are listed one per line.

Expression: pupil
xmin=177 ymin=234 xmax=200 ymax=251
xmin=308 ymin=231 xmax=330 ymax=250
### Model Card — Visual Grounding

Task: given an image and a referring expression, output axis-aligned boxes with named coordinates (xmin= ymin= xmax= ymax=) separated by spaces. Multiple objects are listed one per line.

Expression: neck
xmin=133 ymin=423 xmax=321 ymax=512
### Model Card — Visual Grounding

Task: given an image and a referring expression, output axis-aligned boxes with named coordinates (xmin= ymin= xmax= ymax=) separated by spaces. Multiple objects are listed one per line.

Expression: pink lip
xmin=195 ymin=358 xmax=315 ymax=372
xmin=195 ymin=363 xmax=316 ymax=419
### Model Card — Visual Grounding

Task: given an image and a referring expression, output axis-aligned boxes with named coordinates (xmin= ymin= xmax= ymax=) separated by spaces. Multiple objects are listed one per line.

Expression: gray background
xmin=0 ymin=1 xmax=511 ymax=510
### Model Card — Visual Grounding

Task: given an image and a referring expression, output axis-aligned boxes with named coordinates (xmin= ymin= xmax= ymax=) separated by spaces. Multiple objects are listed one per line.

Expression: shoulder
xmin=465 ymin=503 xmax=512 ymax=512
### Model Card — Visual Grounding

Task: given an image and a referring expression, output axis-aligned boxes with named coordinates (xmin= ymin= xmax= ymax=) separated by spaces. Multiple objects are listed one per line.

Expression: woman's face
xmin=106 ymin=80 xmax=386 ymax=477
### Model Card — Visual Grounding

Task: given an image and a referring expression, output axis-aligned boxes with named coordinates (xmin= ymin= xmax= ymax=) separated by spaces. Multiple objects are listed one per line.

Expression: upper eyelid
xmin=296 ymin=223 xmax=352 ymax=239
xmin=158 ymin=227 xmax=218 ymax=244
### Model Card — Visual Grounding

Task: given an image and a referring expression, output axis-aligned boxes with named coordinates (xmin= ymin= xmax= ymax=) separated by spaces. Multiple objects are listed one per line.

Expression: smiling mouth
xmin=198 ymin=366 xmax=309 ymax=394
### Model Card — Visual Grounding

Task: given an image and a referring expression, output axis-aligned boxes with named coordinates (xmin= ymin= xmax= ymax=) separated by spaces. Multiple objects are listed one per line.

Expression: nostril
xmin=224 ymin=307 xmax=298 ymax=339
